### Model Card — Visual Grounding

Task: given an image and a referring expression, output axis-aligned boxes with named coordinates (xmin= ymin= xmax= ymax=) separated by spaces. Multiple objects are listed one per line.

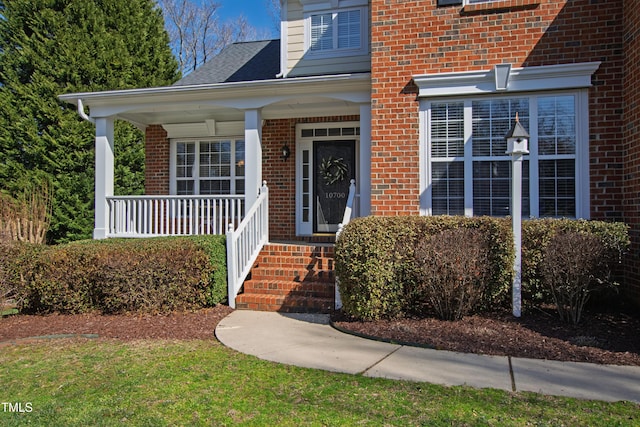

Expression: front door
xmin=313 ymin=141 xmax=356 ymax=233
xmin=296 ymin=127 xmax=358 ymax=236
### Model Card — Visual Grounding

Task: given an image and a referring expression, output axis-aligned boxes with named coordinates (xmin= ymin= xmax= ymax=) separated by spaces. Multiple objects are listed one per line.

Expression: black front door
xmin=313 ymin=141 xmax=356 ymax=233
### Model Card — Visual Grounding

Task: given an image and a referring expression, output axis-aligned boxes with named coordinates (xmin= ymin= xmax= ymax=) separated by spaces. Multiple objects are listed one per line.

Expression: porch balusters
xmin=106 ymin=195 xmax=244 ymax=238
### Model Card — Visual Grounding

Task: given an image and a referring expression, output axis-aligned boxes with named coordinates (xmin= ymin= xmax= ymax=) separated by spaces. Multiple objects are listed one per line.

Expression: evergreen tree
xmin=0 ymin=0 xmax=179 ymax=242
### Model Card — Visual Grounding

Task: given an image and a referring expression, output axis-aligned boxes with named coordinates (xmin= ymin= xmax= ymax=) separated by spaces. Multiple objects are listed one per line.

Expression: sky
xmin=215 ymin=0 xmax=279 ymax=39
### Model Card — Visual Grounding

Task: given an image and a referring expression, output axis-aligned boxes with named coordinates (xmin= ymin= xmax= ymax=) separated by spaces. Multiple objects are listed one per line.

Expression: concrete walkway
xmin=215 ymin=310 xmax=640 ymax=403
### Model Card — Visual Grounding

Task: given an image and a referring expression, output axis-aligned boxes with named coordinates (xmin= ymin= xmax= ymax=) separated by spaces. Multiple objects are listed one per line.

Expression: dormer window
xmin=305 ymin=6 xmax=368 ymax=58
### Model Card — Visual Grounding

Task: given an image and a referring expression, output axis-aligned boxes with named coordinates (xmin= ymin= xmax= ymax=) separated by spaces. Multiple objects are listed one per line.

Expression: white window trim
xmin=169 ymin=138 xmax=245 ymax=196
xmin=300 ymin=0 xmax=368 ymax=12
xmin=413 ymin=62 xmax=601 ymax=98
xmin=420 ymin=90 xmax=590 ymax=219
xmin=417 ymin=62 xmax=598 ymax=219
xmin=304 ymin=6 xmax=368 ymax=59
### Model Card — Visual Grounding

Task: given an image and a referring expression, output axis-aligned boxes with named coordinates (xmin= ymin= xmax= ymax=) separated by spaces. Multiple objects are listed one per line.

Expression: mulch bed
xmin=0 ymin=306 xmax=233 ymax=342
xmin=1 ymin=304 xmax=639 ymax=367
xmin=331 ymin=307 xmax=640 ymax=366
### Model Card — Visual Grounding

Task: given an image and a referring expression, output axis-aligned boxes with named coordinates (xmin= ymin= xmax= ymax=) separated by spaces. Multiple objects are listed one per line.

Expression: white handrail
xmin=336 ymin=179 xmax=356 ymax=238
xmin=106 ymin=195 xmax=244 ymax=238
xmin=226 ymin=182 xmax=269 ymax=309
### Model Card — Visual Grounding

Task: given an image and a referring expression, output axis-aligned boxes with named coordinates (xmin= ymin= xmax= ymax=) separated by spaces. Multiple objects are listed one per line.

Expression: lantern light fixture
xmin=281 ymin=144 xmax=291 ymax=161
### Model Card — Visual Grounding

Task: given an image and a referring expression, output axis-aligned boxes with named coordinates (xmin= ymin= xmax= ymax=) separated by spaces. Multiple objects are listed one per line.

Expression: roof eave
xmin=59 ymin=73 xmax=372 ymax=108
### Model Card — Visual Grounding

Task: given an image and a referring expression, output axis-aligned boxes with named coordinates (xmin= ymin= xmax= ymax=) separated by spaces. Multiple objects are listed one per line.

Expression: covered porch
xmin=60 ymin=73 xmax=371 ymax=308
xmin=60 ymin=73 xmax=371 ymax=240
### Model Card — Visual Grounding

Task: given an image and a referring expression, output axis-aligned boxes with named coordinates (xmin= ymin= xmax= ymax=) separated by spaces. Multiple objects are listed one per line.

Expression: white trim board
xmin=413 ymin=62 xmax=601 ymax=98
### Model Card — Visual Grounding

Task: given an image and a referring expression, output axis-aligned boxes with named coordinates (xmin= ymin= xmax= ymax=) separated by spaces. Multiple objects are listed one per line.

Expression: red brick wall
xmin=144 ymin=125 xmax=170 ymax=195
xmin=623 ymin=0 xmax=640 ymax=304
xmin=262 ymin=116 xmax=360 ymax=240
xmin=262 ymin=119 xmax=297 ymax=240
xmin=369 ymin=0 xmax=625 ymax=219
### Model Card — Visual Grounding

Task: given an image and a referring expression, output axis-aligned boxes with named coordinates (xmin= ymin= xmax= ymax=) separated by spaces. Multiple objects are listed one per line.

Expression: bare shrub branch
xmin=414 ymin=228 xmax=491 ymax=321
xmin=0 ymin=181 xmax=53 ymax=244
xmin=541 ymin=231 xmax=610 ymax=324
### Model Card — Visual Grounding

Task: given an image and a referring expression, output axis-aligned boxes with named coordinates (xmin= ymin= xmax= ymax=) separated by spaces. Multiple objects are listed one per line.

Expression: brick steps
xmin=235 ymin=243 xmax=335 ymax=313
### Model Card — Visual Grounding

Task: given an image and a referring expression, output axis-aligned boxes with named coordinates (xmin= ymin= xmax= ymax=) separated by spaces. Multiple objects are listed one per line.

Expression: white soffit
xmin=413 ymin=62 xmax=601 ymax=97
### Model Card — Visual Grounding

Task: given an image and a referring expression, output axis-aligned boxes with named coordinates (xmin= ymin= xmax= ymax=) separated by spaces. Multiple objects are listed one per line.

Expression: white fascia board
xmin=413 ymin=62 xmax=601 ymax=98
xmin=59 ymin=73 xmax=371 ymax=118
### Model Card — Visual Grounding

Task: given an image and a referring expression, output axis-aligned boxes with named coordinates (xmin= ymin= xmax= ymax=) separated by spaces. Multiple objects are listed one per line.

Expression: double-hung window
xmin=424 ymin=92 xmax=587 ymax=218
xmin=307 ymin=8 xmax=366 ymax=57
xmin=172 ymin=139 xmax=245 ymax=195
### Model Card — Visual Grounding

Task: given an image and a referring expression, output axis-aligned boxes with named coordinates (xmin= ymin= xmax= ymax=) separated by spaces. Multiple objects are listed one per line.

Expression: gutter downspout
xmin=77 ymin=99 xmax=95 ymax=124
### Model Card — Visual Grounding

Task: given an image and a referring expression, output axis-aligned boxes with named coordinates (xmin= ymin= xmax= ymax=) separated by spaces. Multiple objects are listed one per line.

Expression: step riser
xmin=243 ymin=281 xmax=334 ymax=298
xmin=250 ymin=267 xmax=335 ymax=283
xmin=258 ymin=247 xmax=334 ymax=258
xmin=254 ymin=256 xmax=334 ymax=269
xmin=235 ymin=296 xmax=333 ymax=314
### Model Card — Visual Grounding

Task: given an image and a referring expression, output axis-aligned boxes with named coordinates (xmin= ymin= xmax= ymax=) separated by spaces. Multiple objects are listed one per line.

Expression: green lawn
xmin=0 ymin=339 xmax=637 ymax=426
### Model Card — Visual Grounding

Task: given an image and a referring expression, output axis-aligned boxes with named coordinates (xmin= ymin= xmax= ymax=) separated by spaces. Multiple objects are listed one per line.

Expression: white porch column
xmin=93 ymin=117 xmax=115 ymax=239
xmin=359 ymin=103 xmax=371 ymax=216
xmin=244 ymin=109 xmax=263 ymax=211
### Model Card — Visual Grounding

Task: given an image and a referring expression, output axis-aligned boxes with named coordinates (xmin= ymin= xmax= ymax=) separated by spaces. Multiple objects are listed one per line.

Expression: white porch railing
xmin=106 ymin=195 xmax=244 ymax=238
xmin=335 ymin=179 xmax=357 ymax=310
xmin=226 ymin=182 xmax=269 ymax=309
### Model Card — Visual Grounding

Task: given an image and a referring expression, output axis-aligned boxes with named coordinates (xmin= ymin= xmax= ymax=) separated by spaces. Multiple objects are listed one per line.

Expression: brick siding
xmin=144 ymin=125 xmax=170 ymax=195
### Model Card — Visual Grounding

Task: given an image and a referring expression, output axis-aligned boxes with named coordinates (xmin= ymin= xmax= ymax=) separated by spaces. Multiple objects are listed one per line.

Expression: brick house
xmin=60 ymin=0 xmax=640 ymax=310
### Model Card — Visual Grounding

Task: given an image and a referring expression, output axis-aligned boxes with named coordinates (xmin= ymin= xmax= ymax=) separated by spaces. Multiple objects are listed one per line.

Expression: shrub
xmin=541 ymin=231 xmax=611 ymax=324
xmin=521 ymin=219 xmax=630 ymax=309
xmin=335 ymin=216 xmax=513 ymax=320
xmin=189 ymin=236 xmax=228 ymax=305
xmin=14 ymin=236 xmax=227 ymax=314
xmin=414 ymin=228 xmax=491 ymax=320
xmin=0 ymin=241 xmax=43 ymax=313
xmin=335 ymin=217 xmax=420 ymax=320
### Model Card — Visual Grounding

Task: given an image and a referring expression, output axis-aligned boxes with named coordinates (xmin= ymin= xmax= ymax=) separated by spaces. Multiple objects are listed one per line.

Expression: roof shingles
xmin=172 ymin=40 xmax=281 ymax=86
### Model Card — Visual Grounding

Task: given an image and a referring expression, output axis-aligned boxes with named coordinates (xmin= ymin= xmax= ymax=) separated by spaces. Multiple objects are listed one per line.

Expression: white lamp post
xmin=505 ymin=113 xmax=529 ymax=318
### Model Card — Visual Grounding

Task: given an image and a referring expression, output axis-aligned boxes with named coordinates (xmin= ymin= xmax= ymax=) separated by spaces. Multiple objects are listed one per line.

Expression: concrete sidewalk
xmin=215 ymin=310 xmax=640 ymax=403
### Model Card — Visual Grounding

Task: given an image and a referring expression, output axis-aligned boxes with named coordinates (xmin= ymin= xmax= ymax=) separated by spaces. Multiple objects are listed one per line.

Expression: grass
xmin=0 ymin=339 xmax=638 ymax=426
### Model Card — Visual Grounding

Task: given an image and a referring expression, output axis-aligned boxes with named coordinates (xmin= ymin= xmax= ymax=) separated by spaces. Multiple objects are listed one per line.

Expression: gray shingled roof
xmin=173 ymin=39 xmax=280 ymax=86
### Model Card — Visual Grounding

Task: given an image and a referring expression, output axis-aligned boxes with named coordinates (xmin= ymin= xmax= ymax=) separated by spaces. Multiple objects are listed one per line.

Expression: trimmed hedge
xmin=335 ymin=216 xmax=514 ymax=320
xmin=336 ymin=216 xmax=630 ymax=321
xmin=8 ymin=236 xmax=227 ymax=314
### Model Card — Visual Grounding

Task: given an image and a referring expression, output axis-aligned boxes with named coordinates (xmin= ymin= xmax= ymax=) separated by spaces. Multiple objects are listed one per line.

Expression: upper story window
xmin=306 ymin=7 xmax=367 ymax=58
